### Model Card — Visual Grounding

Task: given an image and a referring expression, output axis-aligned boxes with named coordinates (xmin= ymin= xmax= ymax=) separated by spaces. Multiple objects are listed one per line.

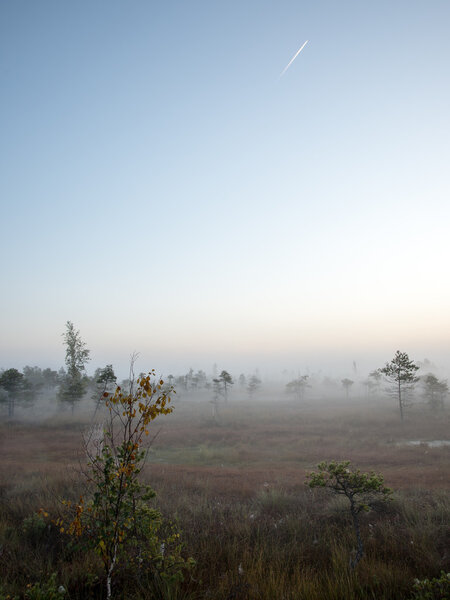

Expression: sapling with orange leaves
xmin=45 ymin=369 xmax=192 ymax=600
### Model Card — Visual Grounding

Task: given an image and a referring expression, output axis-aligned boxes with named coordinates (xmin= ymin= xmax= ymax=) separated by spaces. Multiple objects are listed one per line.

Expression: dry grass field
xmin=1 ymin=391 xmax=449 ymax=599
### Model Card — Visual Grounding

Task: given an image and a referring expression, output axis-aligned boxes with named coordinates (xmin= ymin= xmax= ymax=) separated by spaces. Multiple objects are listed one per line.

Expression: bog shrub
xmin=410 ymin=572 xmax=450 ymax=600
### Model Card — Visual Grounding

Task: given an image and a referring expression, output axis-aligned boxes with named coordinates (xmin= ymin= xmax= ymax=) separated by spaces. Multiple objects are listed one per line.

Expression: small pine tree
xmin=218 ymin=370 xmax=233 ymax=402
xmin=306 ymin=460 xmax=392 ymax=569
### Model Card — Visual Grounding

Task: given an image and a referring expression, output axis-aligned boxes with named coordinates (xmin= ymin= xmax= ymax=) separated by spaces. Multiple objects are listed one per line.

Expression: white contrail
xmin=279 ymin=40 xmax=309 ymax=77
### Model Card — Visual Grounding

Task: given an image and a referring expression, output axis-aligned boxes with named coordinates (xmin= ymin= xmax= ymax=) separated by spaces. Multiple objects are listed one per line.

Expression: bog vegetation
xmin=0 ymin=331 xmax=449 ymax=598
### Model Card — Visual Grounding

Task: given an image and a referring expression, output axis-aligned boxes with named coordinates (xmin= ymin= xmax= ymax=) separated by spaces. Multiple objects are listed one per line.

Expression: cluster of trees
xmin=0 ymin=366 xmax=60 ymax=417
xmin=168 ymin=368 xmax=261 ymax=397
xmin=285 ymin=374 xmax=310 ymax=400
xmin=0 ymin=322 xmax=266 ymax=419
xmin=284 ymin=351 xmax=448 ymax=419
xmin=1 ymin=323 xmax=448 ymax=422
xmin=376 ymin=351 xmax=447 ymax=420
xmin=0 ymin=322 xmax=118 ymax=417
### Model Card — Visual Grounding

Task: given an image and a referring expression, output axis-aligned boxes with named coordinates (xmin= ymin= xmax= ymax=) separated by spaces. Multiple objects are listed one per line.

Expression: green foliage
xmin=95 ymin=364 xmax=117 ymax=387
xmin=0 ymin=368 xmax=25 ymax=417
xmin=306 ymin=460 xmax=392 ymax=568
xmin=54 ymin=371 xmax=192 ymax=599
xmin=22 ymin=512 xmax=48 ymax=546
xmin=24 ymin=574 xmax=66 ymax=600
xmin=410 ymin=572 xmax=450 ymax=600
xmin=306 ymin=460 xmax=392 ymax=513
xmin=58 ymin=321 xmax=90 ymax=407
xmin=0 ymin=368 xmax=24 ymax=394
xmin=92 ymin=364 xmax=117 ymax=407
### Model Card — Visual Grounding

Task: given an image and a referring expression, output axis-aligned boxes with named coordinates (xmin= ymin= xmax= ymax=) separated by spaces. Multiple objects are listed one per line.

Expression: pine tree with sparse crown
xmin=380 ymin=351 xmax=419 ymax=421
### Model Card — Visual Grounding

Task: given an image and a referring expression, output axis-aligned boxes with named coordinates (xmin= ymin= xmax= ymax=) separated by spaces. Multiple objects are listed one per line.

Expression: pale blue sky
xmin=1 ymin=1 xmax=449 ymax=378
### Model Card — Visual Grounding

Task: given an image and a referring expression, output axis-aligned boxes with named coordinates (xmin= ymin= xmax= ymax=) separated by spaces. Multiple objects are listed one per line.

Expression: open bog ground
xmin=1 ymin=392 xmax=449 ymax=599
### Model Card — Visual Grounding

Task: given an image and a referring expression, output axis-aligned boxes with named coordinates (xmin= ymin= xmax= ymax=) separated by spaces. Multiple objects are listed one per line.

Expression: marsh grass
xmin=1 ymin=398 xmax=449 ymax=598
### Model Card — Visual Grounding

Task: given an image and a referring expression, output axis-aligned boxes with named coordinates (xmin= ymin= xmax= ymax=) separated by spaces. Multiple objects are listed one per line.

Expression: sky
xmin=1 ymin=1 xmax=450 ymax=379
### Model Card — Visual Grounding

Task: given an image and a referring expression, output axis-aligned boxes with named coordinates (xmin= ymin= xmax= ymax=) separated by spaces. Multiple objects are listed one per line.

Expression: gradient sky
xmin=1 ymin=1 xmax=449 ymax=378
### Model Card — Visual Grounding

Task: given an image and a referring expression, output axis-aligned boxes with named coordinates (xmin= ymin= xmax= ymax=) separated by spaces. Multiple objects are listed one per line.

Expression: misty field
xmin=1 ymin=392 xmax=449 ymax=599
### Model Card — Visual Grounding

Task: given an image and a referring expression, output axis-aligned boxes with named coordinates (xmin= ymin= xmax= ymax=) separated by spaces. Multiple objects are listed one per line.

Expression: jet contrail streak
xmin=279 ymin=40 xmax=309 ymax=77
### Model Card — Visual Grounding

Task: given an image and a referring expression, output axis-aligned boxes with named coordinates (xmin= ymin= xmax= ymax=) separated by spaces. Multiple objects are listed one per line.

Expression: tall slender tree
xmin=59 ymin=321 xmax=90 ymax=412
xmin=380 ymin=351 xmax=419 ymax=421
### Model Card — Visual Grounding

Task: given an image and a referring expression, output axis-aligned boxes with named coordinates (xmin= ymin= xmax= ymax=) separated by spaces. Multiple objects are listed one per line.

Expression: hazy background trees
xmin=341 ymin=378 xmax=354 ymax=401
xmin=0 ymin=368 xmax=24 ymax=417
xmin=421 ymin=373 xmax=448 ymax=412
xmin=285 ymin=375 xmax=310 ymax=401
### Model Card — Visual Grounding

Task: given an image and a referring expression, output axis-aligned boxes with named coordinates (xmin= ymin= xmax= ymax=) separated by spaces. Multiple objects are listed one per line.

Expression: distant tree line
xmin=0 ymin=327 xmax=448 ymax=420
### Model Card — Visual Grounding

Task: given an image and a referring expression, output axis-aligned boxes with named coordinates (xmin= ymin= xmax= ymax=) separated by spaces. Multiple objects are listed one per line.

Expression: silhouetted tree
xmin=286 ymin=375 xmax=310 ymax=401
xmin=92 ymin=365 xmax=117 ymax=408
xmin=0 ymin=368 xmax=24 ymax=417
xmin=380 ymin=351 xmax=419 ymax=421
xmin=368 ymin=369 xmax=382 ymax=395
xmin=218 ymin=370 xmax=233 ymax=402
xmin=341 ymin=378 xmax=354 ymax=400
xmin=42 ymin=368 xmax=59 ymax=390
xmin=421 ymin=373 xmax=448 ymax=411
xmin=247 ymin=375 xmax=261 ymax=397
xmin=194 ymin=369 xmax=207 ymax=388
xmin=22 ymin=366 xmax=45 ymax=400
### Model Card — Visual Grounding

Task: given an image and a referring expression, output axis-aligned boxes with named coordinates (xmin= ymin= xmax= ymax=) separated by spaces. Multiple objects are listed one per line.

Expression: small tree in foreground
xmin=380 ymin=350 xmax=419 ymax=421
xmin=48 ymin=370 xmax=193 ymax=599
xmin=306 ymin=460 xmax=392 ymax=569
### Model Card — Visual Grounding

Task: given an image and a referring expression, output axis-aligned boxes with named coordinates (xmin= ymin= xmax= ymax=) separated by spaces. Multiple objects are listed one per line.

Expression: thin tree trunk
xmin=350 ymin=504 xmax=364 ymax=570
xmin=398 ymin=380 xmax=403 ymax=421
xmin=8 ymin=395 xmax=14 ymax=418
xmin=106 ymin=544 xmax=118 ymax=600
